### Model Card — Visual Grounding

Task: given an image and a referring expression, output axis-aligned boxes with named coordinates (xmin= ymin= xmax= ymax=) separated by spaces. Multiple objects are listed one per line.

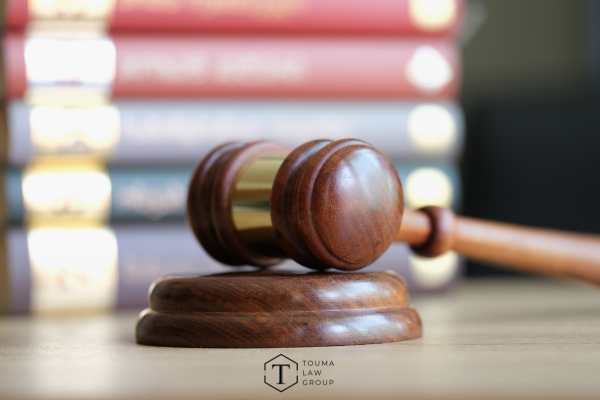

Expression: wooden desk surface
xmin=1 ymin=279 xmax=600 ymax=400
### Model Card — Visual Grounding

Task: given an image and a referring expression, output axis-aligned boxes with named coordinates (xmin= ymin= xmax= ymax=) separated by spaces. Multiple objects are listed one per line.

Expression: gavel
xmin=187 ymin=139 xmax=600 ymax=284
xmin=137 ymin=138 xmax=600 ymax=348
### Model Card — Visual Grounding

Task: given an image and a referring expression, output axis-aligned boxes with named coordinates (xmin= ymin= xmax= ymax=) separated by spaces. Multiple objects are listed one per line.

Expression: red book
xmin=6 ymin=0 xmax=463 ymax=36
xmin=4 ymin=33 xmax=459 ymax=99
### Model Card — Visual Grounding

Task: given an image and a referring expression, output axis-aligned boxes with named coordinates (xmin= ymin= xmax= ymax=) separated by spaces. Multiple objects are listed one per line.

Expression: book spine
xmin=5 ymin=0 xmax=464 ymax=36
xmin=4 ymin=166 xmax=192 ymax=224
xmin=7 ymin=101 xmax=464 ymax=164
xmin=2 ymin=224 xmax=457 ymax=314
xmin=4 ymin=163 xmax=460 ymax=224
xmin=5 ymin=33 xmax=460 ymax=99
xmin=3 ymin=225 xmax=236 ymax=313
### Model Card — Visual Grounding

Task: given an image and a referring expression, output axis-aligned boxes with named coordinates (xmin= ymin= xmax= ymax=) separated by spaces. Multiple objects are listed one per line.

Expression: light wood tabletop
xmin=1 ymin=278 xmax=600 ymax=400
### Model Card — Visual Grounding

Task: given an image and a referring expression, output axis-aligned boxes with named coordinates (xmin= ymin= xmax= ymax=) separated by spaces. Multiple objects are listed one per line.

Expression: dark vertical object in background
xmin=587 ymin=0 xmax=600 ymax=87
xmin=461 ymin=0 xmax=595 ymax=277
xmin=462 ymin=0 xmax=587 ymax=99
xmin=463 ymin=96 xmax=600 ymax=277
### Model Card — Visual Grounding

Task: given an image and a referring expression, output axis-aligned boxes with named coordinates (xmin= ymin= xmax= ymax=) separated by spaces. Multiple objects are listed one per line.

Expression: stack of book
xmin=1 ymin=0 xmax=464 ymax=314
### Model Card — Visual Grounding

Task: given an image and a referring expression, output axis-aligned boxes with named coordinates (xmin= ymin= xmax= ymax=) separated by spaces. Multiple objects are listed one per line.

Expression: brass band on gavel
xmin=231 ymin=152 xmax=287 ymax=259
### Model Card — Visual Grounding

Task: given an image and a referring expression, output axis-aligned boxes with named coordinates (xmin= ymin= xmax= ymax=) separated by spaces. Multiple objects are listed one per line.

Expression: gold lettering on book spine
xmin=117 ymin=0 xmax=179 ymax=13
xmin=189 ymin=0 xmax=305 ymax=19
xmin=119 ymin=0 xmax=305 ymax=19
xmin=215 ymin=52 xmax=307 ymax=86
xmin=115 ymin=181 xmax=187 ymax=220
xmin=117 ymin=51 xmax=207 ymax=84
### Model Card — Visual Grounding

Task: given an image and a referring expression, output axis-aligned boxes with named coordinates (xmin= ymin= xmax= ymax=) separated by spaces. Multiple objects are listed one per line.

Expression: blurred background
xmin=0 ymin=0 xmax=598 ymax=315
xmin=462 ymin=0 xmax=600 ymax=276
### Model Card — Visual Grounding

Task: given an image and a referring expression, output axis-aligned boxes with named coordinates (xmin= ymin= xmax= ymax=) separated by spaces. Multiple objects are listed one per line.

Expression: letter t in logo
xmin=272 ymin=363 xmax=291 ymax=384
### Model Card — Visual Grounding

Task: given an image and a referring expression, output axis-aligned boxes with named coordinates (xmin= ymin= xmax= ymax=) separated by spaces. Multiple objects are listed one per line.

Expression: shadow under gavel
xmin=187 ymin=139 xmax=600 ymax=283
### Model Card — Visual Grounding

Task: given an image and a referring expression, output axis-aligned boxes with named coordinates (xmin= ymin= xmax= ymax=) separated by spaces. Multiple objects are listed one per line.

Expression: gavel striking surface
xmin=136 ymin=271 xmax=422 ymax=348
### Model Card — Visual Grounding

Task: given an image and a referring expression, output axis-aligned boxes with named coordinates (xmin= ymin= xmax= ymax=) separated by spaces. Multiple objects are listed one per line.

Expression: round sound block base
xmin=136 ymin=271 xmax=422 ymax=348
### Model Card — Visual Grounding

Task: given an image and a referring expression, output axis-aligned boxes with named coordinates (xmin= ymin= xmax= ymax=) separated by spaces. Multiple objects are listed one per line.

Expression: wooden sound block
xmin=135 ymin=271 xmax=422 ymax=348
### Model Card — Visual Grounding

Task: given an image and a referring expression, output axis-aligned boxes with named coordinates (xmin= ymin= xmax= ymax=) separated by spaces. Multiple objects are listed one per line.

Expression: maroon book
xmin=4 ymin=33 xmax=460 ymax=99
xmin=5 ymin=0 xmax=463 ymax=36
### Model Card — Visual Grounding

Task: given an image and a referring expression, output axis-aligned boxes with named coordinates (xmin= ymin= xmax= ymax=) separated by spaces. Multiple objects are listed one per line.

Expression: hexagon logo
xmin=264 ymin=354 xmax=298 ymax=392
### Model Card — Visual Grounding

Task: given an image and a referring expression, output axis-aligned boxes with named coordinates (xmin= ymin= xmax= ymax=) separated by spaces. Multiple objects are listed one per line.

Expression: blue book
xmin=3 ymin=162 xmax=460 ymax=224
xmin=7 ymin=100 xmax=463 ymax=164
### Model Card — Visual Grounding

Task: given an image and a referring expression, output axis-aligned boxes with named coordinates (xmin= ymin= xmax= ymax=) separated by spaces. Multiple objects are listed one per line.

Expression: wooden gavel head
xmin=188 ymin=139 xmax=403 ymax=271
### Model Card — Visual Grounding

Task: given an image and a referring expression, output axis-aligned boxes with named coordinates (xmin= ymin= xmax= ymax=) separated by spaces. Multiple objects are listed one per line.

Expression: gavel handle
xmin=397 ymin=207 xmax=600 ymax=285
